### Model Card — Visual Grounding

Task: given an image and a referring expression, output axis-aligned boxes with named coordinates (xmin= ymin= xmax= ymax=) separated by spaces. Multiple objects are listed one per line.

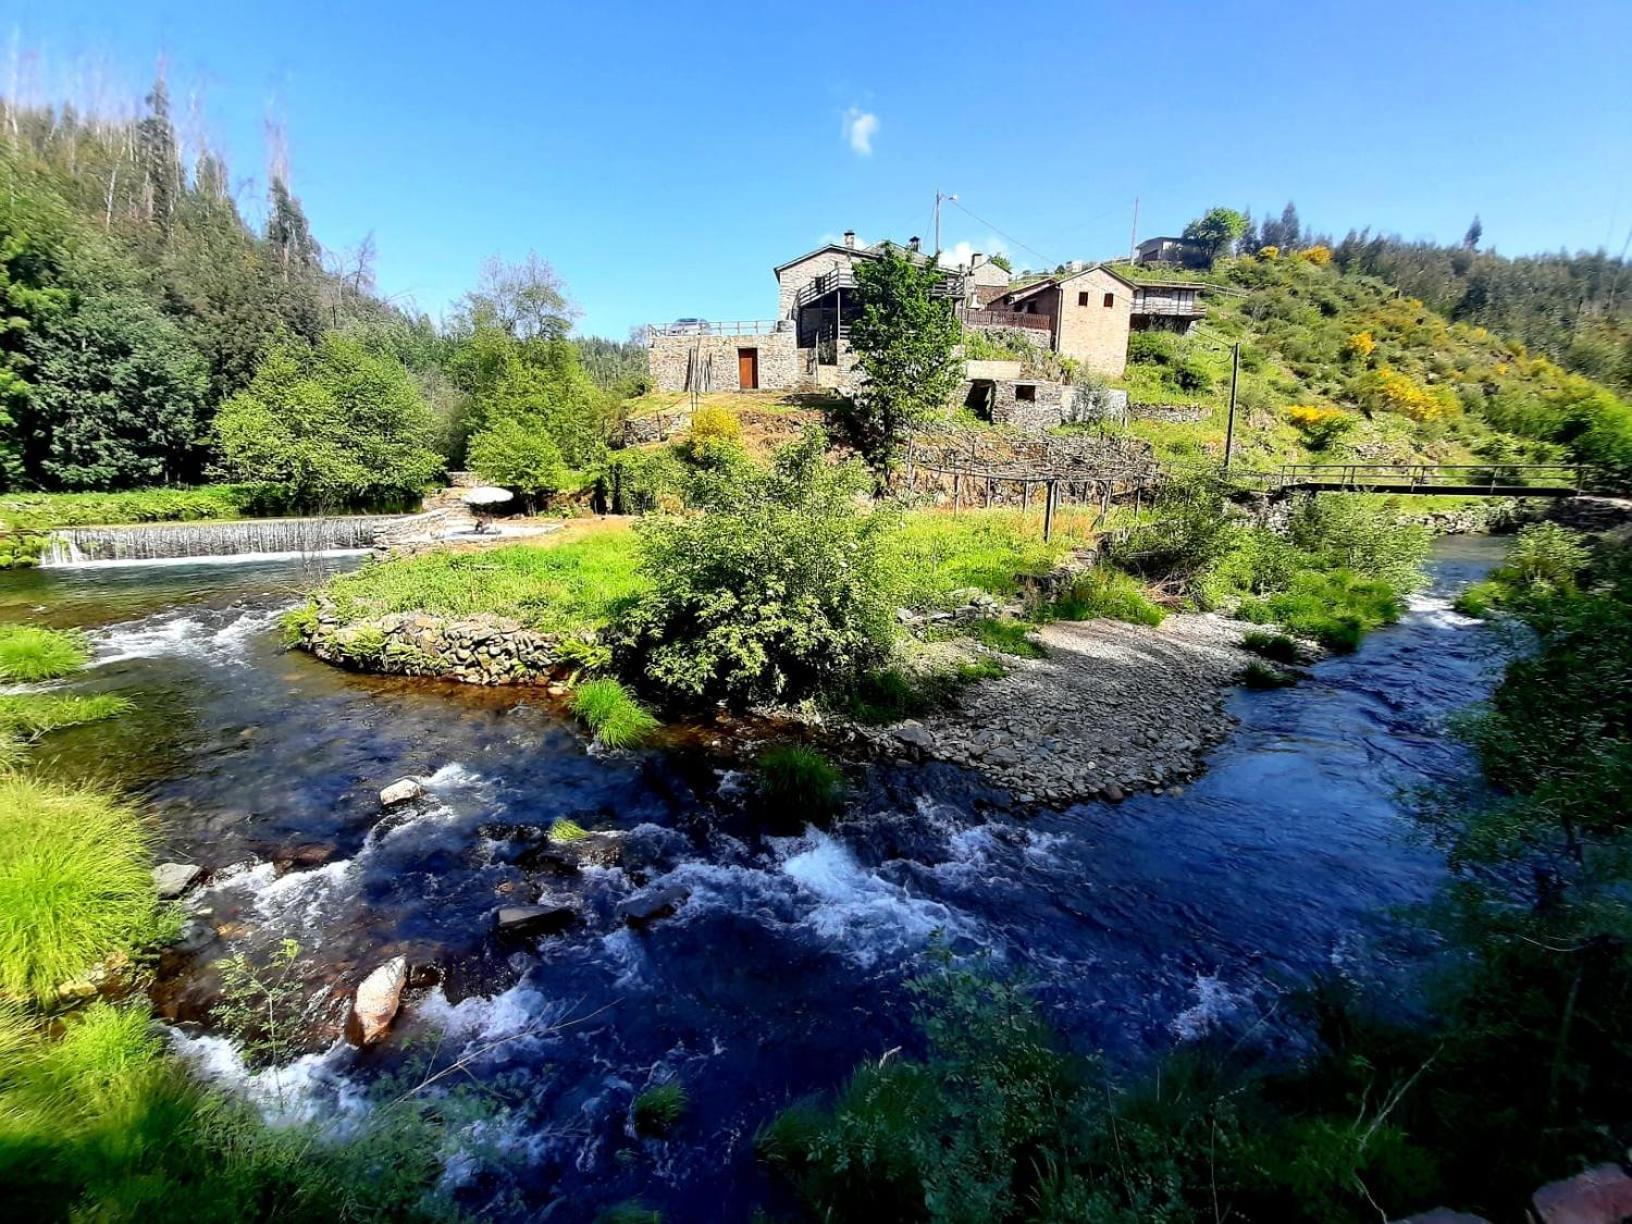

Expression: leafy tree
xmin=1463 ymin=215 xmax=1483 ymax=250
xmin=1261 ymin=200 xmax=1302 ymax=252
xmin=0 ymin=177 xmax=73 ymax=486
xmin=831 ymin=245 xmax=961 ymax=483
xmin=1182 ymin=207 xmax=1250 ymax=266
xmin=214 ymin=332 xmax=441 ymax=507
xmin=476 ymin=342 xmax=612 ymax=468
xmin=24 ymin=281 xmax=207 ymax=489
xmin=454 ymin=253 xmax=578 ymax=342
xmin=627 ymin=429 xmax=897 ymax=706
xmin=988 ymin=253 xmax=1013 ymax=273
xmin=466 ymin=414 xmax=565 ymax=510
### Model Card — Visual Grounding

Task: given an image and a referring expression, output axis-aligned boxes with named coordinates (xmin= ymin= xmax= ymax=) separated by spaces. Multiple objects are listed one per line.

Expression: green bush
xmin=466 ymin=413 xmax=566 ymax=509
xmin=632 ymin=1080 xmax=687 ymax=1136
xmin=1240 ymin=568 xmax=1403 ymax=651
xmin=755 ymin=745 xmax=845 ymax=821
xmin=1452 ymin=580 xmax=1502 ymax=618
xmin=1040 ymin=568 xmax=1165 ymax=626
xmin=1242 ymin=659 xmax=1297 ymax=688
xmin=629 ymin=431 xmax=897 ymax=707
xmin=1240 ymin=630 xmax=1300 ymax=663
xmin=1503 ymin=521 xmax=1589 ymax=592
xmin=0 ymin=778 xmax=160 ymax=1002
xmin=0 ymin=625 xmax=90 ymax=682
xmin=571 ymin=679 xmax=658 ymax=748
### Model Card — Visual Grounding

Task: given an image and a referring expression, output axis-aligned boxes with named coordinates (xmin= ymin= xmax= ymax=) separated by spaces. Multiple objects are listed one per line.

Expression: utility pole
xmin=934 ymin=189 xmax=957 ymax=255
xmin=1128 ymin=196 xmax=1140 ymax=264
xmin=1223 ymin=341 xmax=1241 ymax=470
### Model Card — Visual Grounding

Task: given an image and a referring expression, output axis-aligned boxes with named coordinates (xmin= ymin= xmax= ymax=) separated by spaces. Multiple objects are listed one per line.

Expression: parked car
xmin=668 ymin=317 xmax=711 ymax=334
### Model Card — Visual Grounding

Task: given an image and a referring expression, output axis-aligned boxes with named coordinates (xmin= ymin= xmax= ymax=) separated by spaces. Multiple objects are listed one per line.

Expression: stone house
xmin=1135 ymin=235 xmax=1210 ymax=268
xmin=647 ymin=230 xmax=1206 ymax=401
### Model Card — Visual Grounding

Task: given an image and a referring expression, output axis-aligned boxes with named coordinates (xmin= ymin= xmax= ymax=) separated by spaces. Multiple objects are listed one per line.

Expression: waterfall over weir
xmin=42 ymin=514 xmax=415 ymax=566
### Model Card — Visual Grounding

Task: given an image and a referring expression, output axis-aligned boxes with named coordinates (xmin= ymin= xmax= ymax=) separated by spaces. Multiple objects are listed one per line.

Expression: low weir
xmin=42 ymin=514 xmax=415 ymax=566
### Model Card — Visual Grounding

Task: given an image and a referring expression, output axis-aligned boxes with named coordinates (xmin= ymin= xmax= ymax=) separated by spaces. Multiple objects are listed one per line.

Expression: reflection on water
xmin=1 ymin=537 xmax=1509 ymax=1223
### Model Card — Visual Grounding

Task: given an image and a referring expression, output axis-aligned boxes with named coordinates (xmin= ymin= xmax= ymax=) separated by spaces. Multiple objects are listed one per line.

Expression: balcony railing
xmin=1132 ymin=294 xmax=1206 ymax=317
xmin=648 ymin=319 xmax=789 ymax=338
xmin=965 ymin=309 xmax=1054 ymax=332
xmin=795 ymin=267 xmax=963 ymax=307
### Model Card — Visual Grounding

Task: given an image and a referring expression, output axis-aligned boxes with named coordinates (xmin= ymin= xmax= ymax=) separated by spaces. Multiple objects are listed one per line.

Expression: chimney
xmin=971 ymin=251 xmax=983 ymax=268
xmin=908 ymin=235 xmax=920 ymax=253
xmin=843 ymin=230 xmax=856 ymax=249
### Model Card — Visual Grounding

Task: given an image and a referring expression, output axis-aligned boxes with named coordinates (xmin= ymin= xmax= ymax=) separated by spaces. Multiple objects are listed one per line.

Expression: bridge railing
xmin=1274 ymin=462 xmax=1590 ymax=493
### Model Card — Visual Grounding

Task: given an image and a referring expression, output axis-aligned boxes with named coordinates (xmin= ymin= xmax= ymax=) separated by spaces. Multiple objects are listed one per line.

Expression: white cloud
xmin=937 ymin=238 xmax=1008 ymax=268
xmin=842 ymin=107 xmax=878 ymax=156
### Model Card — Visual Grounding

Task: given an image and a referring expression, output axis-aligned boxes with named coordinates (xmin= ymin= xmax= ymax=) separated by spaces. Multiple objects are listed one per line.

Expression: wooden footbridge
xmin=1264 ymin=462 xmax=1590 ymax=499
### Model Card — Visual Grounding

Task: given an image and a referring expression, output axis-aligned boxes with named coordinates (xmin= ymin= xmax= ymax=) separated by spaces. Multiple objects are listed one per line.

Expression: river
xmin=0 ymin=535 xmax=1509 ymax=1222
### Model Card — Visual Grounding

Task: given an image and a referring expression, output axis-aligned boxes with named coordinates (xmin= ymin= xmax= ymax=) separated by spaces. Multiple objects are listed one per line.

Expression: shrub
xmin=1241 ymin=630 xmax=1300 ymax=662
xmin=1244 ymin=568 xmax=1404 ymax=651
xmin=1040 ymin=568 xmax=1165 ymax=626
xmin=688 ymin=405 xmax=741 ymax=448
xmin=1359 ymin=367 xmax=1457 ymax=422
xmin=630 ymin=431 xmax=897 ymax=706
xmin=838 ymin=658 xmax=1004 ymax=725
xmin=0 ymin=625 xmax=89 ymax=682
xmin=1344 ymin=330 xmax=1376 ymax=360
xmin=755 ymin=745 xmax=845 ymax=821
xmin=632 ymin=1080 xmax=687 ymax=1136
xmin=1127 ymin=330 xmax=1179 ymax=366
xmin=1242 ymin=659 xmax=1297 ymax=688
xmin=1452 ymin=580 xmax=1501 ymax=618
xmin=1287 ymin=495 xmax=1430 ymax=593
xmin=1503 ymin=521 xmax=1589 ymax=592
xmin=0 ymin=778 xmax=159 ymax=1001
xmin=571 ymin=679 xmax=658 ymax=748
xmin=1287 ymin=404 xmax=1356 ymax=450
xmin=1296 ymin=244 xmax=1333 ymax=265
xmin=1109 ymin=472 xmax=1238 ymax=589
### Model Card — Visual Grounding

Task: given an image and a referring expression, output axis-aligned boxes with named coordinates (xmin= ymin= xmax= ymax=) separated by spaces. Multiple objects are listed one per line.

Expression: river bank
xmin=0 ymin=535 xmax=1507 ymax=1221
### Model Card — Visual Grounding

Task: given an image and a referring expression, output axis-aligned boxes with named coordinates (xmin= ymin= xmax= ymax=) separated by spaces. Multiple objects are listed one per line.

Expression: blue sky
xmin=9 ymin=1 xmax=1632 ymax=338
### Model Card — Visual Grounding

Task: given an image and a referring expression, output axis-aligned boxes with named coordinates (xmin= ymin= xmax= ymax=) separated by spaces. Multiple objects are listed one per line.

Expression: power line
xmin=946 ymin=197 xmax=1054 ymax=269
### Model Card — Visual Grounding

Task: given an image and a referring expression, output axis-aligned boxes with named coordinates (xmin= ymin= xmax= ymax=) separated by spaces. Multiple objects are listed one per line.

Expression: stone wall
xmin=621 ymin=407 xmax=691 ymax=445
xmin=776 ymin=249 xmax=859 ymax=318
xmin=1053 ymin=267 xmax=1131 ymax=377
xmin=1130 ymin=402 xmax=1209 ymax=423
xmin=297 ymin=607 xmax=563 ymax=685
xmin=992 ymin=380 xmax=1073 ymax=432
xmin=648 ymin=327 xmax=799 ymax=392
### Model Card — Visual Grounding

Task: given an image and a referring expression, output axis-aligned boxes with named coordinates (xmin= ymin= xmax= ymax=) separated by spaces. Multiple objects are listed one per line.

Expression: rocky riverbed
xmin=873 ymin=613 xmax=1252 ymax=804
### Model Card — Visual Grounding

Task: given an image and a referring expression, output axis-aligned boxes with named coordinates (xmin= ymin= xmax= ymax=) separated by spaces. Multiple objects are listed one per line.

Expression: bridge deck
xmin=1281 ymin=481 xmax=1579 ymax=498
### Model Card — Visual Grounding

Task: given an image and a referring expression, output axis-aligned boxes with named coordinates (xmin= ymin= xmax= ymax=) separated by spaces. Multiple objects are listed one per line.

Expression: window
xmin=1077 ymin=291 xmax=1089 ymax=306
xmin=1103 ymin=292 xmax=1116 ymax=308
xmin=1015 ymin=384 xmax=1037 ymax=402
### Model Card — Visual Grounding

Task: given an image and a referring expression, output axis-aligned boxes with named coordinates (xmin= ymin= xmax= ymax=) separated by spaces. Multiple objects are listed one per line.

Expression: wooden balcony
xmin=1131 ymin=291 xmax=1206 ymax=318
xmin=795 ymin=267 xmax=963 ymax=307
xmin=964 ymin=309 xmax=1054 ymax=332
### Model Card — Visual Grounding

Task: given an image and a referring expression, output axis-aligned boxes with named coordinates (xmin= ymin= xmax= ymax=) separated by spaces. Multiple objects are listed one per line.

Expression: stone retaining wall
xmin=622 ymin=408 xmax=691 ymax=445
xmin=297 ymin=607 xmax=563 ymax=685
xmin=1130 ymin=402 xmax=1209 ymax=423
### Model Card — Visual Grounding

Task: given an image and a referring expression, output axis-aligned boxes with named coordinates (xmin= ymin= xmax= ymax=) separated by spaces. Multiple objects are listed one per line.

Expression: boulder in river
xmin=380 ymin=778 xmax=424 ymax=807
xmin=346 ymin=955 xmax=409 ymax=1047
xmin=1530 ymin=1163 xmax=1632 ymax=1224
xmin=617 ymin=885 xmax=690 ymax=927
xmin=495 ymin=903 xmax=578 ymax=937
xmin=153 ymin=862 xmax=203 ymax=901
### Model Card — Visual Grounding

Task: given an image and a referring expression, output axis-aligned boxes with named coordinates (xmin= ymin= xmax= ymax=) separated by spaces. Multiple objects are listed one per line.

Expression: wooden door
xmin=737 ymin=347 xmax=758 ymax=390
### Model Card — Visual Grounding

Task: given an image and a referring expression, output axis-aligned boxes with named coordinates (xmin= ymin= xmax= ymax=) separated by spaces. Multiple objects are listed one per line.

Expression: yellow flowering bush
xmin=689 ymin=405 xmax=741 ymax=447
xmin=1296 ymin=245 xmax=1333 ymax=266
xmin=1288 ymin=405 xmax=1355 ymax=449
xmin=1344 ymin=330 xmax=1376 ymax=360
xmin=1257 ymin=245 xmax=1280 ymax=260
xmin=1362 ymin=367 xmax=1457 ymax=422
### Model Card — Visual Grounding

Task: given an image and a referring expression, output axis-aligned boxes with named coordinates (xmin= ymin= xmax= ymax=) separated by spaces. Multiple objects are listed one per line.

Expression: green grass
xmin=1242 ymin=659 xmax=1298 ymax=689
xmin=299 ymin=531 xmax=647 ymax=638
xmin=571 ymin=678 xmax=659 ymax=748
xmin=1039 ymin=568 xmax=1166 ymax=626
xmin=0 ymin=625 xmax=90 ymax=682
xmin=0 ymin=693 xmax=132 ymax=738
xmin=597 ymin=1203 xmax=662 ymax=1224
xmin=968 ymin=618 xmax=1046 ymax=658
xmin=1238 ymin=568 xmax=1403 ymax=652
xmin=632 ymin=1080 xmax=687 ymax=1136
xmin=1452 ymin=580 xmax=1502 ymax=618
xmin=887 ymin=511 xmax=1085 ymax=610
xmin=0 ymin=777 xmax=159 ymax=1002
xmin=547 ymin=817 xmax=590 ymax=843
xmin=1240 ymin=630 xmax=1301 ymax=663
xmin=839 ymin=657 xmax=1005 ymax=725
xmin=755 ymin=745 xmax=845 ymax=820
xmin=0 ymin=484 xmax=284 ymax=532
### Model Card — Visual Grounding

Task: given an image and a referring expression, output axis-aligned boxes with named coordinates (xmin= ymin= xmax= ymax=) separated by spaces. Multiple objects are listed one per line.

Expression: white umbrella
xmin=462 ymin=486 xmax=514 ymax=507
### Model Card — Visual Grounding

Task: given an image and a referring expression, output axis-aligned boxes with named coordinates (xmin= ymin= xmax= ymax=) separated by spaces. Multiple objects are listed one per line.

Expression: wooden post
xmin=1043 ymin=480 xmax=1057 ymax=542
xmin=1223 ymin=340 xmax=1240 ymax=471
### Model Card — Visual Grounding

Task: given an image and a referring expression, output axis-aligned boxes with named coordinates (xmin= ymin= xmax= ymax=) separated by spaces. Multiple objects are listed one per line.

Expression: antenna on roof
xmin=934 ymin=189 xmax=958 ymax=256
xmin=1129 ymin=196 xmax=1140 ymax=264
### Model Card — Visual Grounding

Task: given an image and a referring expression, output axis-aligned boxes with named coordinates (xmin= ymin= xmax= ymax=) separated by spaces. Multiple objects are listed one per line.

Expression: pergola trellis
xmin=902 ymin=430 xmax=1164 ymax=540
